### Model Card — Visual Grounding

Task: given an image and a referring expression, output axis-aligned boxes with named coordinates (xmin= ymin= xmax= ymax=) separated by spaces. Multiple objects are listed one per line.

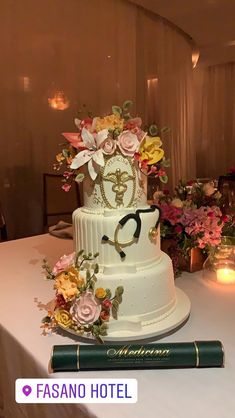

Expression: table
xmin=0 ymin=234 xmax=235 ymax=418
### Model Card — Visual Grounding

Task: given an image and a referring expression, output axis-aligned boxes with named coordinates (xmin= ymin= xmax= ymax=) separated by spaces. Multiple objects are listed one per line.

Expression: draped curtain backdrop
xmin=193 ymin=63 xmax=235 ymax=178
xmin=135 ymin=8 xmax=195 ymax=191
xmin=0 ymin=0 xmax=194 ymax=239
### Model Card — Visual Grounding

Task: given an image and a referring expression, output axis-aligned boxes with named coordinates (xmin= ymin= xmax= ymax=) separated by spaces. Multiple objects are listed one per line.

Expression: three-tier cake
xmin=53 ymin=102 xmax=190 ymax=340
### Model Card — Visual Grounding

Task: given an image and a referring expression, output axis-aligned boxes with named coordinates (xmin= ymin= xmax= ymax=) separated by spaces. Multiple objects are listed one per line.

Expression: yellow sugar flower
xmin=95 ymin=114 xmax=124 ymax=132
xmin=66 ymin=156 xmax=73 ymax=165
xmin=65 ymin=267 xmax=85 ymax=289
xmin=56 ymin=153 xmax=65 ymax=162
xmin=95 ymin=287 xmax=107 ymax=299
xmin=66 ymin=266 xmax=79 ymax=277
xmin=139 ymin=136 xmax=164 ymax=165
xmin=54 ymin=309 xmax=73 ymax=328
xmin=54 ymin=270 xmax=80 ymax=301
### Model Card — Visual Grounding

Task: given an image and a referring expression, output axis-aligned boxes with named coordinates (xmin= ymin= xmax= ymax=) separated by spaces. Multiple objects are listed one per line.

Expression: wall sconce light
xmin=19 ymin=76 xmax=31 ymax=92
xmin=48 ymin=91 xmax=70 ymax=110
xmin=192 ymin=48 xmax=200 ymax=69
xmin=147 ymin=77 xmax=158 ymax=88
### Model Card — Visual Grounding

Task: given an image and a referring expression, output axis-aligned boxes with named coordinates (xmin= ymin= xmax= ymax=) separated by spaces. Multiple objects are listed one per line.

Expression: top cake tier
xmin=55 ymin=101 xmax=168 ymax=206
xmin=82 ymin=154 xmax=147 ymax=212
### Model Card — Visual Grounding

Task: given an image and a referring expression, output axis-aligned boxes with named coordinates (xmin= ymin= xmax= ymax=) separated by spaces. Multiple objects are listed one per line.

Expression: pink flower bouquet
xmin=154 ymin=180 xmax=234 ymax=276
xmin=41 ymin=250 xmax=124 ymax=342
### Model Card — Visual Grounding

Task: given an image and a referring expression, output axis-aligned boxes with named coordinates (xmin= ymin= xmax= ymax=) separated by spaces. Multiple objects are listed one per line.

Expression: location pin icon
xmin=22 ymin=385 xmax=32 ymax=397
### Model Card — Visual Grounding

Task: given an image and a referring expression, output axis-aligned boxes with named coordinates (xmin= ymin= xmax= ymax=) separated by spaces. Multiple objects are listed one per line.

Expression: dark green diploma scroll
xmin=51 ymin=341 xmax=224 ymax=372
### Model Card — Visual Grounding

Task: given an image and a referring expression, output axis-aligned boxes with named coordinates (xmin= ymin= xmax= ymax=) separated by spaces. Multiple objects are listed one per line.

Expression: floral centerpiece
xmin=154 ymin=180 xmax=235 ymax=276
xmin=54 ymin=100 xmax=169 ymax=189
xmin=225 ymin=166 xmax=235 ymax=177
xmin=41 ymin=250 xmax=123 ymax=343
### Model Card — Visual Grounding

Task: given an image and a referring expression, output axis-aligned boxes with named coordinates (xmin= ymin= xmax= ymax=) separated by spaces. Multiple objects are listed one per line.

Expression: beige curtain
xmin=193 ymin=63 xmax=235 ymax=179
xmin=0 ymin=0 xmax=194 ymax=239
xmin=135 ymin=9 xmax=195 ymax=190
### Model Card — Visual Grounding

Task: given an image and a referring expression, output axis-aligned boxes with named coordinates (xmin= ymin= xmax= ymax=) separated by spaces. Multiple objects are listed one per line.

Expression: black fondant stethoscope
xmin=102 ymin=205 xmax=161 ymax=259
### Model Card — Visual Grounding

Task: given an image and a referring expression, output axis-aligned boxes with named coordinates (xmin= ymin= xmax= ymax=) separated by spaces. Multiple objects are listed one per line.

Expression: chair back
xmin=196 ymin=178 xmax=214 ymax=184
xmin=0 ymin=203 xmax=7 ymax=241
xmin=218 ymin=175 xmax=235 ymax=193
xmin=218 ymin=175 xmax=235 ymax=215
xmin=43 ymin=173 xmax=82 ymax=228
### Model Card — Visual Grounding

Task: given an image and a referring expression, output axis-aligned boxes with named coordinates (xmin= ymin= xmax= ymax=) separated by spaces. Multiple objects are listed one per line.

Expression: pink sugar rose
xmin=102 ymin=299 xmax=112 ymax=310
xmin=70 ymin=291 xmax=101 ymax=325
xmin=117 ymin=130 xmax=139 ymax=157
xmin=158 ymin=168 xmax=166 ymax=177
xmin=62 ymin=183 xmax=72 ymax=192
xmin=124 ymin=117 xmax=142 ymax=130
xmin=221 ymin=215 xmax=229 ymax=223
xmin=100 ymin=310 xmax=110 ymax=321
xmin=100 ymin=138 xmax=116 ymax=155
xmin=153 ymin=190 xmax=164 ymax=203
xmin=202 ymin=182 xmax=215 ymax=197
xmin=80 ymin=117 xmax=93 ymax=129
xmin=135 ymin=128 xmax=146 ymax=142
xmin=175 ymin=225 xmax=183 ymax=234
xmin=63 ymin=171 xmax=74 ymax=179
xmin=52 ymin=252 xmax=75 ymax=275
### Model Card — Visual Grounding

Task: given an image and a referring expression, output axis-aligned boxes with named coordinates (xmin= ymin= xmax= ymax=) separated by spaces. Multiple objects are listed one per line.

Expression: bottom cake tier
xmin=95 ymin=252 xmax=191 ymax=341
xmin=101 ymin=288 xmax=190 ymax=341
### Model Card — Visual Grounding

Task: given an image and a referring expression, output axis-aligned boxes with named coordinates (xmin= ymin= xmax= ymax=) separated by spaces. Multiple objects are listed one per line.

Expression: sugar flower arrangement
xmin=54 ymin=100 xmax=169 ymax=190
xmin=41 ymin=250 xmax=124 ymax=343
xmin=153 ymin=180 xmax=234 ymax=275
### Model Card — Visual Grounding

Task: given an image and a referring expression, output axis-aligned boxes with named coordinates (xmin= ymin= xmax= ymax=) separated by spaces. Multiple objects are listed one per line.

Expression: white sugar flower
xmin=70 ymin=128 xmax=108 ymax=180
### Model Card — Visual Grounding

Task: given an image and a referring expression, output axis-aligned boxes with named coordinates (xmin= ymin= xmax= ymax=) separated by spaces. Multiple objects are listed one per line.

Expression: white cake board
xmin=59 ymin=288 xmax=190 ymax=343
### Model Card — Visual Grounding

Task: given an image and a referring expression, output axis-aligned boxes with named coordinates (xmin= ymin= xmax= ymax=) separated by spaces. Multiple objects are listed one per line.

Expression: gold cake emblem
xmin=100 ymin=154 xmax=136 ymax=209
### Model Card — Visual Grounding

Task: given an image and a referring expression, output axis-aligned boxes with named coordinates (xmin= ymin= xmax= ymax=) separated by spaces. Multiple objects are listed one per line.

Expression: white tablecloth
xmin=0 ymin=234 xmax=235 ymax=418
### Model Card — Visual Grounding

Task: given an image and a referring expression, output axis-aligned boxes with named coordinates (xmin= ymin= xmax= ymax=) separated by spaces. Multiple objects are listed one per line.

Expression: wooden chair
xmin=218 ymin=175 xmax=235 ymax=193
xmin=218 ymin=175 xmax=235 ymax=215
xmin=0 ymin=205 xmax=7 ymax=241
xmin=43 ymin=173 xmax=82 ymax=229
xmin=196 ymin=178 xmax=214 ymax=184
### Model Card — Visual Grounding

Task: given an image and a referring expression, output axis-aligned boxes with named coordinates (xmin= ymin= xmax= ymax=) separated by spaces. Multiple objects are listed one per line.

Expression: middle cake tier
xmin=73 ymin=206 xmax=161 ymax=268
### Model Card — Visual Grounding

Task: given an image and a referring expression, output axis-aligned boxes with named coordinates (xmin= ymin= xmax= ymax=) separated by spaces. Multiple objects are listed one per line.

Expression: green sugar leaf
xmin=62 ymin=149 xmax=70 ymax=158
xmin=42 ymin=316 xmax=51 ymax=324
xmin=122 ymin=100 xmax=133 ymax=111
xmin=115 ymin=294 xmax=122 ymax=304
xmin=112 ymin=105 xmax=122 ymax=116
xmin=149 ymin=124 xmax=158 ymax=136
xmin=105 ymin=289 xmax=112 ymax=299
xmin=75 ymin=173 xmax=85 ymax=183
xmin=94 ymin=263 xmax=99 ymax=274
xmin=161 ymin=126 xmax=171 ymax=134
xmin=115 ymin=286 xmax=124 ymax=296
xmin=161 ymin=158 xmax=171 ymax=168
xmin=123 ymin=112 xmax=131 ymax=121
xmin=111 ymin=299 xmax=119 ymax=320
xmin=160 ymin=175 xmax=168 ymax=184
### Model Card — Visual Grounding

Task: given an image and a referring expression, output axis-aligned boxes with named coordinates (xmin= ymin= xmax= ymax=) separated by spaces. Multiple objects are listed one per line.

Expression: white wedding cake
xmin=55 ymin=102 xmax=190 ymax=340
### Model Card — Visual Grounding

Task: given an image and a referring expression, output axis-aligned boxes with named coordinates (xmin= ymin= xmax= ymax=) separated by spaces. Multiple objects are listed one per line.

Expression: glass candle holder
xmin=203 ymin=242 xmax=235 ymax=285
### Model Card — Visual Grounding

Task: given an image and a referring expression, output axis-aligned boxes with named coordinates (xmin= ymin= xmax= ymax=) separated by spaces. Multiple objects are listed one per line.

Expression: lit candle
xmin=216 ymin=268 xmax=235 ymax=284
